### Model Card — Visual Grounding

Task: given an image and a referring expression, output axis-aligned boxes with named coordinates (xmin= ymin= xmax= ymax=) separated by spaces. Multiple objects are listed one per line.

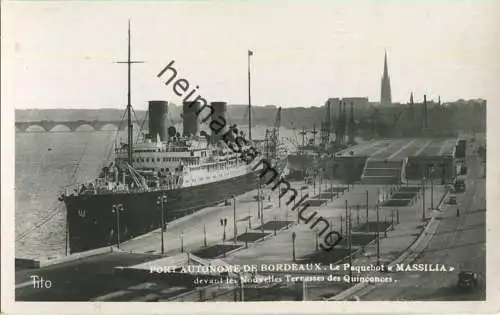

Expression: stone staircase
xmin=361 ymin=159 xmax=404 ymax=185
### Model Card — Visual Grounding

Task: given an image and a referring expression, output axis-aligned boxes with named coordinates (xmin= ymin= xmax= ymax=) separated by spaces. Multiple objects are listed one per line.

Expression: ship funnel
xmin=183 ymin=101 xmax=200 ymax=137
xmin=210 ymin=101 xmax=229 ymax=142
xmin=148 ymin=101 xmax=169 ymax=142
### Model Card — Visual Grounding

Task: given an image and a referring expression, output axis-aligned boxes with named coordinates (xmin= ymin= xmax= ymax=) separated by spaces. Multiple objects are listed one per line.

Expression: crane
xmin=272 ymin=107 xmax=282 ymax=158
xmin=284 ymin=122 xmax=302 ymax=155
xmin=265 ymin=107 xmax=282 ymax=160
xmin=299 ymin=127 xmax=308 ymax=148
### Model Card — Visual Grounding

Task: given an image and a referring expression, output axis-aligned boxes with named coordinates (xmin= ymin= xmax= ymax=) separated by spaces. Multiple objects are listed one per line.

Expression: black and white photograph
xmin=2 ymin=1 xmax=499 ymax=314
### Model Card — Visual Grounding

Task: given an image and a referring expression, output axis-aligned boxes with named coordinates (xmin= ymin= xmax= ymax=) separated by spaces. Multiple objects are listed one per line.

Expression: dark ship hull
xmin=64 ymin=171 xmax=260 ymax=253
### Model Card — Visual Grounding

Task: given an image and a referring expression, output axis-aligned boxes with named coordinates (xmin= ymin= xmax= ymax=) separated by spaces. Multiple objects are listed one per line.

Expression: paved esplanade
xmin=359 ymin=140 xmax=485 ymax=301
xmin=117 ymin=180 xmax=390 ymax=257
xmin=224 ymin=184 xmax=443 ymax=266
xmin=15 ymin=137 xmax=457 ymax=301
xmin=212 ymin=186 xmax=444 ymax=301
xmin=158 ymin=179 xmax=444 ymax=302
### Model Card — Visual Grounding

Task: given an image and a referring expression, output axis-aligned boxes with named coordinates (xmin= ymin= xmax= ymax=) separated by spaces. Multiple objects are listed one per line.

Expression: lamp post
xmin=248 ymin=207 xmax=252 ymax=229
xmin=318 ymin=171 xmax=322 ymax=196
xmin=300 ymin=186 xmax=303 ymax=201
xmin=203 ymin=223 xmax=207 ymax=247
xmin=257 ymin=183 xmax=261 ymax=219
xmin=348 ymin=206 xmax=352 ymax=279
xmin=274 ymin=216 xmax=277 ymax=236
xmin=278 ymin=183 xmax=281 ymax=208
xmin=315 ymin=230 xmax=319 ymax=251
xmin=330 ymin=177 xmax=334 ymax=201
xmin=156 ymin=194 xmax=167 ymax=255
xmin=313 ymin=172 xmax=316 ymax=196
xmin=391 ymin=210 xmax=395 ymax=230
xmin=422 ymin=176 xmax=426 ymax=221
xmin=429 ymin=165 xmax=435 ymax=210
xmin=180 ymin=228 xmax=184 ymax=253
xmin=345 ymin=200 xmax=348 ymax=243
xmin=332 ymin=164 xmax=337 ymax=192
xmin=376 ymin=200 xmax=380 ymax=266
xmin=220 ymin=218 xmax=227 ymax=241
xmin=111 ymin=203 xmax=124 ymax=249
xmin=383 ymin=214 xmax=388 ymax=237
xmin=365 ymin=190 xmax=369 ymax=223
xmin=259 ymin=185 xmax=264 ymax=230
xmin=356 ymin=205 xmax=360 ymax=225
xmin=340 ymin=216 xmax=343 ymax=235
xmin=292 ymin=231 xmax=296 ymax=262
xmin=245 ymin=226 xmax=248 ymax=248
xmin=232 ymin=195 xmax=237 ymax=243
xmin=65 ymin=221 xmax=69 ymax=256
xmin=239 ymin=273 xmax=245 ymax=302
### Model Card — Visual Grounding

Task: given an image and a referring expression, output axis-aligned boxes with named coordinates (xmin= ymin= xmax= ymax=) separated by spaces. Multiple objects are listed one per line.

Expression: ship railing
xmin=64 ymin=183 xmax=99 ymax=196
xmin=66 ymin=180 xmax=173 ymax=196
xmin=64 ymin=175 xmax=184 ymax=197
xmin=85 ymin=186 xmax=153 ymax=195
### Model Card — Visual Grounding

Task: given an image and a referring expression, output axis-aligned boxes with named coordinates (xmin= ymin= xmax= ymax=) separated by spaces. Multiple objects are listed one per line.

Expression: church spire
xmin=381 ymin=50 xmax=392 ymax=106
xmin=383 ymin=50 xmax=389 ymax=77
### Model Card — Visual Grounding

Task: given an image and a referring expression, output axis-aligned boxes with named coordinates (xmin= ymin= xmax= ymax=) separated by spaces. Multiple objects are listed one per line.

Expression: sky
xmin=3 ymin=1 xmax=500 ymax=110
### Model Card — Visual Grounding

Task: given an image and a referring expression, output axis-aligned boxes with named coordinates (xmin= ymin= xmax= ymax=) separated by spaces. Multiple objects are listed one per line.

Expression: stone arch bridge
xmin=15 ymin=120 xmax=147 ymax=133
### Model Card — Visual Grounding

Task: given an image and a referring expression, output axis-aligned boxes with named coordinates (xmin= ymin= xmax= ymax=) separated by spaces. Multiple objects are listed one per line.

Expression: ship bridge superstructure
xmin=113 ymin=132 xmax=256 ymax=189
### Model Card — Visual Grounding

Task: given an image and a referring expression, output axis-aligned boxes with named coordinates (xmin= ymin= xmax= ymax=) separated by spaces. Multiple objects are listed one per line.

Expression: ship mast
xmin=248 ymin=50 xmax=253 ymax=141
xmin=116 ymin=20 xmax=144 ymax=164
xmin=126 ymin=22 xmax=133 ymax=164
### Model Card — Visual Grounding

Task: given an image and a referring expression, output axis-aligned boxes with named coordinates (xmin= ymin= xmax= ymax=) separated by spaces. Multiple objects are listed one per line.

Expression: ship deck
xmin=337 ymin=138 xmax=456 ymax=160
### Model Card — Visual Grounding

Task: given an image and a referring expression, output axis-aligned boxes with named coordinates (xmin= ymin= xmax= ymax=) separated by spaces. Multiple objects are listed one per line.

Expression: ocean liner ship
xmin=61 ymin=25 xmax=283 ymax=253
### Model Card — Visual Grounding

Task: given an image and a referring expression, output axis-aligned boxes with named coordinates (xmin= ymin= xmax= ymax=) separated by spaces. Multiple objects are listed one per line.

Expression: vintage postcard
xmin=1 ymin=1 xmax=499 ymax=314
